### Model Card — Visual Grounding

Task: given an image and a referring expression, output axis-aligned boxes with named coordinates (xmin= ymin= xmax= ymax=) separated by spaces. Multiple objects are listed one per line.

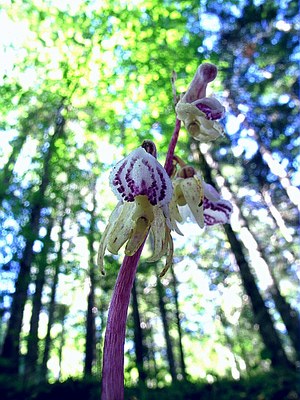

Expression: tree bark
xmin=170 ymin=267 xmax=186 ymax=380
xmin=84 ymin=183 xmax=97 ymax=377
xmin=0 ymin=132 xmax=27 ymax=203
xmin=131 ymin=279 xmax=147 ymax=383
xmin=224 ymin=224 xmax=293 ymax=369
xmin=24 ymin=218 xmax=54 ymax=379
xmin=41 ymin=211 xmax=66 ymax=380
xmin=156 ymin=276 xmax=177 ymax=381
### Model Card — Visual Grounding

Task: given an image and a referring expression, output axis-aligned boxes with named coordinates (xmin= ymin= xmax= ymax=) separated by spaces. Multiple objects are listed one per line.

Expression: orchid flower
xmin=175 ymin=63 xmax=225 ymax=142
xmin=169 ymin=163 xmax=233 ymax=232
xmin=97 ymin=141 xmax=174 ymax=276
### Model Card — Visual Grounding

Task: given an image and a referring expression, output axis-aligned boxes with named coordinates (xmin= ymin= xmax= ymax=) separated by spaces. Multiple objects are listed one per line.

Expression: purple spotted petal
xmin=109 ymin=147 xmax=173 ymax=206
xmin=193 ymin=98 xmax=225 ymax=120
xmin=203 ymin=197 xmax=233 ymax=226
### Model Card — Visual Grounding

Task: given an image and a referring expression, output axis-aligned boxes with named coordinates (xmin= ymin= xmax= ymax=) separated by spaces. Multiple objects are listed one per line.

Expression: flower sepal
xmin=125 ymin=195 xmax=154 ymax=256
xmin=176 ymin=101 xmax=224 ymax=142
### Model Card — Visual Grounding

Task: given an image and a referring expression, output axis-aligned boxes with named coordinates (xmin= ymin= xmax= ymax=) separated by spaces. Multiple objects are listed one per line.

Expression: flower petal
xmin=193 ymin=97 xmax=225 ymax=120
xmin=169 ymin=197 xmax=184 ymax=235
xmin=110 ymin=147 xmax=173 ymax=206
xmin=175 ymin=102 xmax=224 ymax=142
xmin=181 ymin=63 xmax=218 ymax=104
xmin=203 ymin=182 xmax=221 ymax=202
xmin=203 ymin=198 xmax=233 ymax=225
xmin=125 ymin=196 xmax=154 ymax=256
xmin=147 ymin=208 xmax=169 ymax=262
xmin=107 ymin=202 xmax=135 ymax=255
xmin=180 ymin=177 xmax=204 ymax=228
xmin=159 ymin=231 xmax=174 ymax=277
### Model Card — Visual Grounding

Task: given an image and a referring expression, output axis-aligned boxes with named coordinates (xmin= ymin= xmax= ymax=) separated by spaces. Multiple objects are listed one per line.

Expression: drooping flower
xmin=97 ymin=141 xmax=174 ymax=275
xmin=175 ymin=63 xmax=225 ymax=142
xmin=169 ymin=163 xmax=233 ymax=231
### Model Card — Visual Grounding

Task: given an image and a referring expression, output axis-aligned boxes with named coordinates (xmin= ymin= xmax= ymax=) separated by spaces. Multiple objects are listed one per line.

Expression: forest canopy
xmin=0 ymin=0 xmax=299 ymax=399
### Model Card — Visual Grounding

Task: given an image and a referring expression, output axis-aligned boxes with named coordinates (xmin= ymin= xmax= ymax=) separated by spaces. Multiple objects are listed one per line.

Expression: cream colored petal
xmin=97 ymin=203 xmax=124 ymax=274
xmin=175 ymin=102 xmax=204 ymax=121
xmin=187 ymin=116 xmax=224 ymax=142
xmin=159 ymin=231 xmax=174 ymax=277
xmin=169 ymin=197 xmax=184 ymax=235
xmin=107 ymin=202 xmax=135 ymax=255
xmin=125 ymin=215 xmax=151 ymax=256
xmin=125 ymin=195 xmax=154 ymax=256
xmin=180 ymin=177 xmax=204 ymax=228
xmin=147 ymin=208 xmax=168 ymax=262
xmin=97 ymin=223 xmax=111 ymax=276
xmin=174 ymin=179 xmax=187 ymax=207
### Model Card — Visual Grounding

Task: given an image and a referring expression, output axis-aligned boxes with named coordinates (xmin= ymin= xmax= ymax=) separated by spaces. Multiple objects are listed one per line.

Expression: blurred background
xmin=0 ymin=0 xmax=299 ymax=398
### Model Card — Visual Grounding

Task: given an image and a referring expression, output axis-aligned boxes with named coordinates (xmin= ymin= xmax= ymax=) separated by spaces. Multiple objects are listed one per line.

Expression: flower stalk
xmin=101 ymin=245 xmax=144 ymax=400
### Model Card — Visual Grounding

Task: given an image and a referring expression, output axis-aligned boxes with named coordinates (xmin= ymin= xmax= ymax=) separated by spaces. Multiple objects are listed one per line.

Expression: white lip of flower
xmin=97 ymin=145 xmax=174 ymax=276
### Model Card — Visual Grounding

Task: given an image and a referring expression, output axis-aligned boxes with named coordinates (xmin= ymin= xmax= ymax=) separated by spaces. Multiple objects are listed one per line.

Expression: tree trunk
xmin=0 ymin=132 xmax=27 ymax=202
xmin=170 ymin=267 xmax=186 ymax=380
xmin=224 ymin=224 xmax=293 ymax=369
xmin=24 ymin=218 xmax=54 ymax=379
xmin=57 ymin=305 xmax=68 ymax=380
xmin=199 ymin=148 xmax=293 ymax=370
xmin=269 ymin=279 xmax=300 ymax=362
xmin=84 ymin=183 xmax=97 ymax=377
xmin=0 ymin=105 xmax=66 ymax=374
xmin=41 ymin=211 xmax=66 ymax=381
xmin=131 ymin=279 xmax=147 ymax=383
xmin=156 ymin=276 xmax=177 ymax=381
xmin=200 ymin=146 xmax=300 ymax=362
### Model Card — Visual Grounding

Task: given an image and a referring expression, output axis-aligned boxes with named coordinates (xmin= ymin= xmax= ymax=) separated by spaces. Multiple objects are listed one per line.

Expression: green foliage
xmin=0 ymin=370 xmax=299 ymax=400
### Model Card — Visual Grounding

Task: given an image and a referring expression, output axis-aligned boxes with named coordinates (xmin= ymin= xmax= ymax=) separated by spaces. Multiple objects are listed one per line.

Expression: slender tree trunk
xmin=131 ymin=279 xmax=147 ymax=384
xmin=145 ymin=323 xmax=159 ymax=386
xmin=219 ymin=310 xmax=243 ymax=377
xmin=0 ymin=133 xmax=27 ymax=202
xmin=224 ymin=224 xmax=293 ymax=369
xmin=57 ymin=305 xmax=67 ymax=380
xmin=268 ymin=278 xmax=300 ymax=362
xmin=84 ymin=183 xmax=97 ymax=377
xmin=41 ymin=212 xmax=66 ymax=380
xmin=170 ymin=267 xmax=186 ymax=380
xmin=199 ymin=146 xmax=300 ymax=362
xmin=0 ymin=105 xmax=66 ymax=374
xmin=24 ymin=218 xmax=54 ymax=379
xmin=156 ymin=276 xmax=177 ymax=381
xmin=84 ymin=270 xmax=96 ymax=376
xmin=199 ymin=148 xmax=294 ymax=370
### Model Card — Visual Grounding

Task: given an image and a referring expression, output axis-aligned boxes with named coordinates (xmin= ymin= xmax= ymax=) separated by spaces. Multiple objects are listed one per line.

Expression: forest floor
xmin=0 ymin=369 xmax=299 ymax=399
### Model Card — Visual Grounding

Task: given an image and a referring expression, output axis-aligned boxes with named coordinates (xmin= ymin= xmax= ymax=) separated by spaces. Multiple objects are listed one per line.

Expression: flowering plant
xmin=99 ymin=63 xmax=233 ymax=399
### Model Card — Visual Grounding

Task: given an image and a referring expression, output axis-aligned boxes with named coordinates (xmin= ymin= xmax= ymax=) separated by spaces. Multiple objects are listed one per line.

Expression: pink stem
xmin=101 ymin=118 xmax=182 ymax=398
xmin=164 ymin=118 xmax=181 ymax=176
xmin=101 ymin=245 xmax=144 ymax=400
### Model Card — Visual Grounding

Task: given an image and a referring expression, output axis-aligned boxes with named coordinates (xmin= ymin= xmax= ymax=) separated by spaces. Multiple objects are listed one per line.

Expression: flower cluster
xmin=98 ymin=141 xmax=174 ymax=276
xmin=100 ymin=62 xmax=234 ymax=400
xmin=98 ymin=63 xmax=232 ymax=275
